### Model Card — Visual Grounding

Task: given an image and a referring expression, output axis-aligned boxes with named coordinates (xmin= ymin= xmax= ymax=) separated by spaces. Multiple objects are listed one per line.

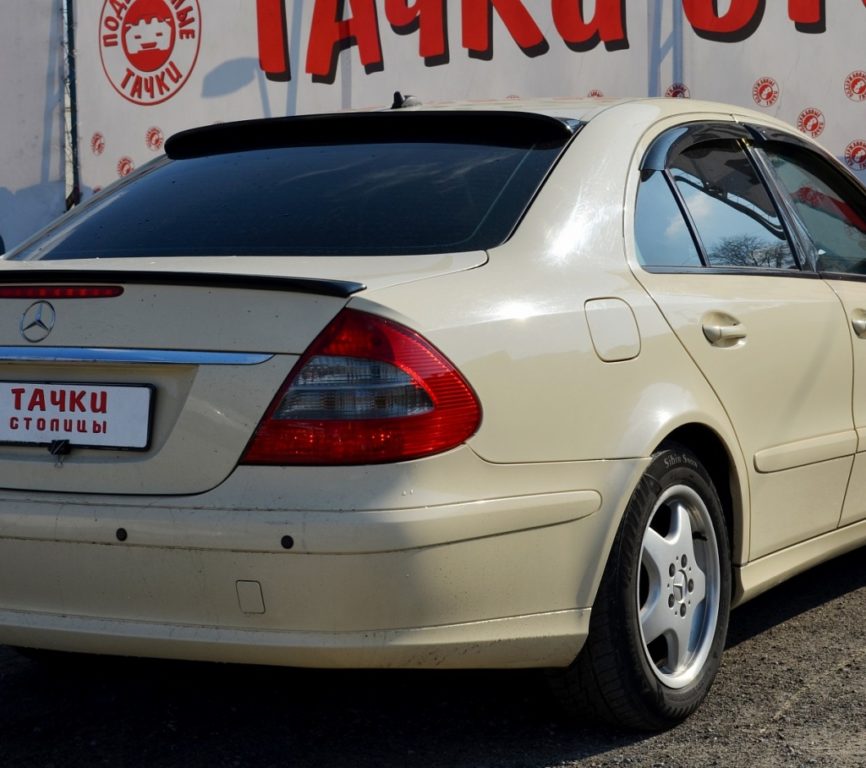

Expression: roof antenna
xmin=391 ymin=91 xmax=421 ymax=109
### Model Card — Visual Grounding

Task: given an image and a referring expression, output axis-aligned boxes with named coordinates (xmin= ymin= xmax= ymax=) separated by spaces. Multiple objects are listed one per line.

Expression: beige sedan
xmin=1 ymin=98 xmax=865 ymax=730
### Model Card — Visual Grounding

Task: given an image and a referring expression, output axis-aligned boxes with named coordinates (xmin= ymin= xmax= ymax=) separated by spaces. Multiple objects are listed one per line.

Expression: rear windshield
xmin=9 ymin=113 xmax=573 ymax=260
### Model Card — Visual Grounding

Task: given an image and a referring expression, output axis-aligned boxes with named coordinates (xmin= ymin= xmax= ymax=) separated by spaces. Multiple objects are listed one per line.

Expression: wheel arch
xmin=657 ymin=423 xmax=746 ymax=567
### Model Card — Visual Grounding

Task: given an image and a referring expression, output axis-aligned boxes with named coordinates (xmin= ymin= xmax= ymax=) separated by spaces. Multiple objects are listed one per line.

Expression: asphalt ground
xmin=0 ymin=545 xmax=864 ymax=768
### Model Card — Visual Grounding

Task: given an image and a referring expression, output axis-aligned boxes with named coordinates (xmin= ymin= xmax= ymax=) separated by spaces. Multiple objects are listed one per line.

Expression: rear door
xmin=753 ymin=136 xmax=866 ymax=528
xmin=631 ymin=122 xmax=855 ymax=560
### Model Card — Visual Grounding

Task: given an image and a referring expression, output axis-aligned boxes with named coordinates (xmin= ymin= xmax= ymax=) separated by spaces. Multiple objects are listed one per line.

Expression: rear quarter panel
xmin=353 ymin=105 xmax=742 ymax=461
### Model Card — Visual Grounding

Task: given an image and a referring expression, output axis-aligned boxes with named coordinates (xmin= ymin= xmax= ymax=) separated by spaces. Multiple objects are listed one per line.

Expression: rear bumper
xmin=0 ymin=608 xmax=591 ymax=669
xmin=0 ymin=450 xmax=648 ymax=668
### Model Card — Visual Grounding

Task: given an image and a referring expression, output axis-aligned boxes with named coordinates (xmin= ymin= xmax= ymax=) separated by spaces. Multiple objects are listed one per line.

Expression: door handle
xmin=853 ymin=317 xmax=866 ymax=338
xmin=702 ymin=323 xmax=747 ymax=345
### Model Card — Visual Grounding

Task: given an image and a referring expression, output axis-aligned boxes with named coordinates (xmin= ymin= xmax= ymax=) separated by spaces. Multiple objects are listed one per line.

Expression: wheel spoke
xmin=641 ymin=526 xmax=676 ymax=578
xmin=670 ymin=501 xmax=694 ymax=554
xmin=640 ymin=591 xmax=672 ymax=645
xmin=669 ymin=610 xmax=693 ymax=673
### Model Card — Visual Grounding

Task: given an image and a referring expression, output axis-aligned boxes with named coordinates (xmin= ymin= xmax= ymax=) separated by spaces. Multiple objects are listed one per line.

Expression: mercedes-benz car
xmin=2 ymin=98 xmax=866 ymax=730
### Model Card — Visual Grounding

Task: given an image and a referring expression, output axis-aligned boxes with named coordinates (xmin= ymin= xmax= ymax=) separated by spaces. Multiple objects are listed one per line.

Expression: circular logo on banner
xmin=99 ymin=0 xmax=201 ymax=106
xmin=845 ymin=140 xmax=866 ymax=171
xmin=117 ymin=157 xmax=136 ymax=177
xmin=796 ymin=108 xmax=825 ymax=138
xmin=753 ymin=77 xmax=779 ymax=107
xmin=91 ymin=132 xmax=106 ymax=156
xmin=665 ymin=83 xmax=690 ymax=99
xmin=145 ymin=126 xmax=165 ymax=151
xmin=845 ymin=71 xmax=866 ymax=101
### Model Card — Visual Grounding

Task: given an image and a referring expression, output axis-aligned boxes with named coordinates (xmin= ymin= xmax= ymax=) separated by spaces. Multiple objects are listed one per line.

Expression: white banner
xmin=0 ymin=1 xmax=66 ymax=251
xmin=66 ymin=1 xmax=866 ymax=194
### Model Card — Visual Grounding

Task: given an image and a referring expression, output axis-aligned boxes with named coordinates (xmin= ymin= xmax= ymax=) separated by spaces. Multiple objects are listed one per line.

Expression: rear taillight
xmin=241 ymin=308 xmax=481 ymax=465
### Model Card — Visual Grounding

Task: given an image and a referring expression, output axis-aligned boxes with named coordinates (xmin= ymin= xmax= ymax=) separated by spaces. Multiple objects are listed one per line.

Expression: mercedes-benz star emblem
xmin=20 ymin=301 xmax=56 ymax=343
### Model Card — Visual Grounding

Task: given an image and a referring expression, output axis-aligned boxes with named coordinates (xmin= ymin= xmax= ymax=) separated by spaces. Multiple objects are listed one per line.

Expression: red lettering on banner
xmin=789 ymin=0 xmax=824 ymax=30
xmin=11 ymin=388 xmax=25 ymax=410
xmin=257 ymin=0 xmax=291 ymax=79
xmin=50 ymin=390 xmax=66 ymax=410
xmin=156 ymin=71 xmax=170 ymax=95
xmin=77 ymin=420 xmax=88 ymax=434
xmin=9 ymin=418 xmax=18 ymax=430
xmin=385 ymin=0 xmax=447 ymax=60
xmin=462 ymin=0 xmax=546 ymax=57
xmin=255 ymin=1 xmax=862 ymax=81
xmin=50 ymin=418 xmax=60 ymax=431
xmin=175 ymin=4 xmax=195 ymax=28
xmin=306 ymin=0 xmax=384 ymax=82
xmin=551 ymin=0 xmax=628 ymax=52
xmin=682 ymin=0 xmax=763 ymax=40
xmin=101 ymin=15 xmax=120 ymax=48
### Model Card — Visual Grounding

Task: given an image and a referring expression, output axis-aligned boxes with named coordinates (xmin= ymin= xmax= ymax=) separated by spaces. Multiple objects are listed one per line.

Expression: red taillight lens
xmin=241 ymin=309 xmax=481 ymax=465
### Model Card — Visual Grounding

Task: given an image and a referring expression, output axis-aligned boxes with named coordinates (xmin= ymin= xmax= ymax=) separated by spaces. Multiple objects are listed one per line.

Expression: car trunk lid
xmin=0 ymin=253 xmax=484 ymax=494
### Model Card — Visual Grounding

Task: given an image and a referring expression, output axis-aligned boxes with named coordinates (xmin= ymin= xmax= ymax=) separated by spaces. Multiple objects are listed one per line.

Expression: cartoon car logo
xmin=124 ymin=17 xmax=173 ymax=58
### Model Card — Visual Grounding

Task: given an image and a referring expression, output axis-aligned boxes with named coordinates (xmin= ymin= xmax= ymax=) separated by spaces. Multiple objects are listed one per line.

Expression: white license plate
xmin=0 ymin=382 xmax=154 ymax=450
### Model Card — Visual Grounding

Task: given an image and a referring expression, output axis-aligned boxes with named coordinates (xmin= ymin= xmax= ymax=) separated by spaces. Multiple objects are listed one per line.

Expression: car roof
xmin=398 ymin=96 xmax=800 ymax=133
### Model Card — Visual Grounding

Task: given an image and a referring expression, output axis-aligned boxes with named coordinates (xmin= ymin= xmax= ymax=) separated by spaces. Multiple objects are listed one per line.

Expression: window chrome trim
xmin=640 ymin=266 xmax=820 ymax=279
xmin=0 ymin=347 xmax=274 ymax=365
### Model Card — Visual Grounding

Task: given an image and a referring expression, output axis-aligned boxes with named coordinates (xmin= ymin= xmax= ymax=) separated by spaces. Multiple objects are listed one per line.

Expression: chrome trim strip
xmin=0 ymin=347 xmax=274 ymax=365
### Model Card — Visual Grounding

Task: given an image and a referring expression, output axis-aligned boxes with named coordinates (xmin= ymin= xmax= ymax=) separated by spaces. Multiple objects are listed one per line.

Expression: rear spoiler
xmin=0 ymin=270 xmax=365 ymax=299
xmin=165 ymin=110 xmax=579 ymax=159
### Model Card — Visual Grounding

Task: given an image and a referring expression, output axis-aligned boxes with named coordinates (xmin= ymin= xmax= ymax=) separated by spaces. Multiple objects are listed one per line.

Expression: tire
xmin=551 ymin=444 xmax=732 ymax=730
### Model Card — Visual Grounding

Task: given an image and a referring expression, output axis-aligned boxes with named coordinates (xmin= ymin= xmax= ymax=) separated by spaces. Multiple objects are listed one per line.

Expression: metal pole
xmin=65 ymin=0 xmax=81 ymax=208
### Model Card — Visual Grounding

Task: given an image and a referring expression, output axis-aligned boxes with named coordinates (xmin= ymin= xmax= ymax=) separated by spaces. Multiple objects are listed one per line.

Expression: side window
xmin=635 ymin=170 xmax=703 ymax=268
xmin=763 ymin=147 xmax=866 ymax=274
xmin=670 ymin=140 xmax=797 ymax=270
